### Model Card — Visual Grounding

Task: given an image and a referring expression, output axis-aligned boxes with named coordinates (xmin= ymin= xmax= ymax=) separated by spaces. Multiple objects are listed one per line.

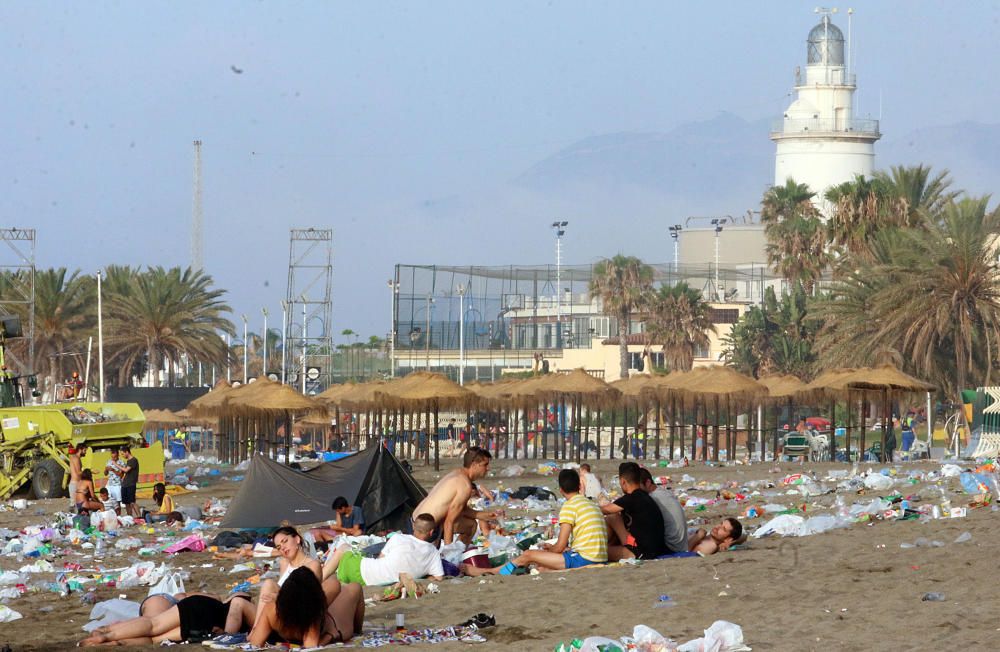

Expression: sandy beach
xmin=0 ymin=454 xmax=996 ymax=651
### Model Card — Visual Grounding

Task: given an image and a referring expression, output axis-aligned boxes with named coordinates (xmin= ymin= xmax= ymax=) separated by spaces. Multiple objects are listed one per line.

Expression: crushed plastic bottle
xmin=653 ymin=594 xmax=676 ymax=608
xmin=921 ymin=592 xmax=945 ymax=602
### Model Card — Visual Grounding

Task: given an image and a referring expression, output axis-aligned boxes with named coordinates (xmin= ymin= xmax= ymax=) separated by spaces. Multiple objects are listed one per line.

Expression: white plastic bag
xmin=632 ymin=624 xmax=670 ymax=647
xmin=83 ymin=599 xmax=140 ymax=631
xmin=439 ymin=540 xmax=466 ymax=565
xmin=863 ymin=474 xmax=893 ymax=490
xmin=580 ymin=636 xmax=625 ymax=652
xmin=0 ymin=605 xmax=22 ymax=622
xmin=147 ymin=571 xmax=185 ymax=596
xmin=678 ymin=620 xmax=750 ymax=652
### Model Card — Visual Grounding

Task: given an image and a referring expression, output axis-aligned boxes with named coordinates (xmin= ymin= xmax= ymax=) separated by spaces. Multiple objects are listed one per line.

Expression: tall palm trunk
xmin=619 ymin=309 xmax=629 ymax=380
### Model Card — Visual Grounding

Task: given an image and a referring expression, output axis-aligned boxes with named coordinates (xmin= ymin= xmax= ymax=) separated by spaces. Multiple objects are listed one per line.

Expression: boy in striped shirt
xmin=464 ymin=469 xmax=607 ymax=575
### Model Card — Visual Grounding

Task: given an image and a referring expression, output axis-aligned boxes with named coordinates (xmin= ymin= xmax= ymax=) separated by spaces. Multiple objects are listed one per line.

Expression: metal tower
xmin=191 ymin=140 xmax=204 ymax=272
xmin=0 ymin=229 xmax=35 ymax=373
xmin=283 ymin=228 xmax=333 ymax=393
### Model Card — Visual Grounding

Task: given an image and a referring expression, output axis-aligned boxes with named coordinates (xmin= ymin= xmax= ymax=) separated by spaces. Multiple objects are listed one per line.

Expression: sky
xmin=2 ymin=1 xmax=999 ymax=342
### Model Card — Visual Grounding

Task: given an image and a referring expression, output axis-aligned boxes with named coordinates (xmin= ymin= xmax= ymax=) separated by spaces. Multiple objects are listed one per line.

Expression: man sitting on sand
xmin=322 ymin=513 xmax=444 ymax=586
xmin=600 ymin=462 xmax=667 ymax=561
xmin=464 ymin=469 xmax=607 ymax=575
xmin=638 ymin=467 xmax=688 ymax=554
xmin=310 ymin=497 xmax=365 ymax=545
xmin=412 ymin=446 xmax=497 ymax=545
xmin=688 ymin=517 xmax=744 ymax=556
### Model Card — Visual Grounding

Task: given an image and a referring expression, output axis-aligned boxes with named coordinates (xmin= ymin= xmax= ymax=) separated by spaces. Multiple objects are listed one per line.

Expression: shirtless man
xmin=68 ymin=444 xmax=87 ymax=508
xmin=687 ymin=517 xmax=743 ymax=556
xmin=412 ymin=446 xmax=497 ymax=545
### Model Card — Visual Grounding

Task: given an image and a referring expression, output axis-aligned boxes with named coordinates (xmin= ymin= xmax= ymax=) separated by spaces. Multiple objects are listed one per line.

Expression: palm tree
xmin=824 ymin=174 xmax=901 ymax=262
xmin=104 ymin=266 xmax=233 ymax=386
xmin=722 ymin=285 xmax=817 ymax=379
xmin=645 ymin=282 xmax=715 ymax=371
xmin=875 ymin=197 xmax=1000 ymax=398
xmin=589 ymin=255 xmax=654 ymax=379
xmin=874 ymin=164 xmax=957 ymax=226
xmin=761 ymin=179 xmax=831 ymax=293
xmin=20 ymin=269 xmax=94 ymax=389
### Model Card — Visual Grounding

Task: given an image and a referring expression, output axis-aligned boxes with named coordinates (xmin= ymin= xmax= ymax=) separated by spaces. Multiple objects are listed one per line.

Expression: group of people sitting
xmin=80 ymin=525 xmax=367 ymax=647
xmin=81 ymin=445 xmax=744 ymax=646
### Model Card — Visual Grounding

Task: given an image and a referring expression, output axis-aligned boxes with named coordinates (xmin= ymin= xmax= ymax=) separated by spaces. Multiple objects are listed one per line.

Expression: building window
xmin=709 ymin=308 xmax=740 ymax=324
xmin=589 ymin=317 xmax=610 ymax=338
xmin=629 ymin=351 xmax=665 ymax=371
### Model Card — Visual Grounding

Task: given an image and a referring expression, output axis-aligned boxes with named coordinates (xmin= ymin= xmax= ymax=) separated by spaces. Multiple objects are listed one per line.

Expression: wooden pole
xmin=860 ymin=393 xmax=867 ymax=459
xmin=609 ymin=408 xmax=616 ymax=460
xmin=655 ymin=398 xmax=662 ymax=460
xmin=712 ymin=395 xmax=720 ymax=462
xmin=829 ymin=398 xmax=837 ymax=462
xmin=433 ymin=404 xmax=440 ymax=472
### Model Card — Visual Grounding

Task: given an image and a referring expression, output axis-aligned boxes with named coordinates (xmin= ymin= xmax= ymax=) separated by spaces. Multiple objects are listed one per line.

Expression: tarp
xmin=220 ymin=446 xmax=426 ymax=533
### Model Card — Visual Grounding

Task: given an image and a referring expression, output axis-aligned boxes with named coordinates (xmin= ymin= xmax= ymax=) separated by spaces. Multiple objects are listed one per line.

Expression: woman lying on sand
xmin=78 ymin=593 xmax=254 ymax=646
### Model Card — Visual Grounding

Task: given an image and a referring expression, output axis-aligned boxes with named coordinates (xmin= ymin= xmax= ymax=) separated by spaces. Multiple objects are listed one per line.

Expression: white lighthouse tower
xmin=771 ymin=9 xmax=879 ymax=211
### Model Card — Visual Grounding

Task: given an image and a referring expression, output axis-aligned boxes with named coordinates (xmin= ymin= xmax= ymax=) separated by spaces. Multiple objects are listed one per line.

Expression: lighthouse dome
xmin=807 ymin=17 xmax=845 ymax=65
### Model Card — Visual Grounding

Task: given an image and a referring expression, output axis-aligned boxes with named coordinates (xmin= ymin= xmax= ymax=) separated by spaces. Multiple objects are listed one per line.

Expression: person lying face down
xmin=688 ymin=517 xmax=744 ymax=556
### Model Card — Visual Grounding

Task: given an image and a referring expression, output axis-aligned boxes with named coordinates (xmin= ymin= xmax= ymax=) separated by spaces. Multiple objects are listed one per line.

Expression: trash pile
xmin=553 ymin=620 xmax=749 ymax=652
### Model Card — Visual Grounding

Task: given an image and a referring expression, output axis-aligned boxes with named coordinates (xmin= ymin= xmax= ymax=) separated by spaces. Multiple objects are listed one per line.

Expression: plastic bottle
xmin=921 ymin=592 xmax=945 ymax=602
xmin=95 ymin=538 xmax=105 ymax=557
xmin=653 ymin=594 xmax=676 ymax=608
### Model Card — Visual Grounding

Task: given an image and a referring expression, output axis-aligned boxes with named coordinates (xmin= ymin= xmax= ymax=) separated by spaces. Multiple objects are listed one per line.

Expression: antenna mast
xmin=191 ymin=140 xmax=204 ymax=272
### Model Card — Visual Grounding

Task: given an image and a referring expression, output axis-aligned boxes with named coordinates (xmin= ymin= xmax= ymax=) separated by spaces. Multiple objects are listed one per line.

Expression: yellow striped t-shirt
xmin=559 ymin=494 xmax=608 ymax=563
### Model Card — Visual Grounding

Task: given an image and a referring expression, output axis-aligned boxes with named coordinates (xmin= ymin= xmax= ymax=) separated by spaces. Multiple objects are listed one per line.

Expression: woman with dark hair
xmin=145 ymin=482 xmax=178 ymax=524
xmin=75 ymin=469 xmax=103 ymax=513
xmin=78 ymin=593 xmax=253 ymax=646
xmin=253 ymin=526 xmax=322 ymax=627
xmin=249 ymin=568 xmax=364 ymax=647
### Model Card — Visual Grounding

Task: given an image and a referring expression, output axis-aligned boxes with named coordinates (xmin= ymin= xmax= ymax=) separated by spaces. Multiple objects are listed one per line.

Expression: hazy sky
xmin=3 ymin=1 xmax=999 ymax=341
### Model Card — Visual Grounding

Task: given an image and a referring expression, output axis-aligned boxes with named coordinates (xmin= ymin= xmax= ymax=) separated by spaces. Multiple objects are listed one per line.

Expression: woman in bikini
xmin=75 ymin=469 xmax=103 ymax=513
xmin=249 ymin=567 xmax=364 ymax=647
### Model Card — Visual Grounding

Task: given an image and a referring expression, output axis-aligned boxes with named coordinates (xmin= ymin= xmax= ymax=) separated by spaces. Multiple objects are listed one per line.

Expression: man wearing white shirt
xmin=322 ymin=513 xmax=444 ymax=586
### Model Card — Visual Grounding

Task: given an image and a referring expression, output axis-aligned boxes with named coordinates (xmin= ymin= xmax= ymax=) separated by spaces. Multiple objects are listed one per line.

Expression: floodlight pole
xmin=242 ymin=314 xmax=248 ymax=384
xmin=669 ymin=225 xmax=682 ymax=273
xmin=96 ymin=271 xmax=104 ymax=401
xmin=457 ymin=284 xmax=466 ymax=385
xmin=424 ymin=295 xmax=434 ymax=370
xmin=301 ymin=298 xmax=307 ymax=394
xmin=388 ymin=280 xmax=397 ymax=378
xmin=712 ymin=220 xmax=724 ymax=302
xmin=280 ymin=301 xmax=288 ymax=384
xmin=262 ymin=308 xmax=269 ymax=379
xmin=551 ymin=221 xmax=568 ymax=348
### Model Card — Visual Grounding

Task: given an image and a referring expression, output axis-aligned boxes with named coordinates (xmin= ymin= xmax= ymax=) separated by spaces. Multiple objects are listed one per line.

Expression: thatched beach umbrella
xmin=530 ymin=369 xmax=618 ymax=462
xmin=187 ymin=380 xmax=242 ymax=463
xmin=221 ymin=378 xmax=323 ymax=465
xmin=611 ymin=375 xmax=660 ymax=460
xmin=187 ymin=380 xmax=236 ymax=418
xmin=655 ymin=366 xmax=766 ymax=462
xmin=375 ymin=371 xmax=474 ymax=471
xmin=756 ymin=374 xmax=809 ymax=459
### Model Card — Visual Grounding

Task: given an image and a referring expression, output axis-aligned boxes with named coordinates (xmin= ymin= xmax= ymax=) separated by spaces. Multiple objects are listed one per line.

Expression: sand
xmin=0 ymin=456 xmax=996 ymax=651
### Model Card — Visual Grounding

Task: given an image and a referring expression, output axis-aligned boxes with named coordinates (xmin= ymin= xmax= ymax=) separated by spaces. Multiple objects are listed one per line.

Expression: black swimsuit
xmin=176 ymin=595 xmax=229 ymax=642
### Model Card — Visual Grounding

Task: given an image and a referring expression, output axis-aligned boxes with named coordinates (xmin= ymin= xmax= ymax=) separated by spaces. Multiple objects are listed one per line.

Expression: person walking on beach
xmin=412 ymin=446 xmax=497 ymax=545
xmin=120 ymin=445 xmax=141 ymax=519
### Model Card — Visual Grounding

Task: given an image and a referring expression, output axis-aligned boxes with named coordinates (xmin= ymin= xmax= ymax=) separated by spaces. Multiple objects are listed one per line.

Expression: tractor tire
xmin=32 ymin=458 xmax=66 ymax=500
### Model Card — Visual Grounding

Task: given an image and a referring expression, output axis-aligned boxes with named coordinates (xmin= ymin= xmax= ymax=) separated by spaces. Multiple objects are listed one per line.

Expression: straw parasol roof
xmin=143 ymin=408 xmax=183 ymax=426
xmin=610 ymin=374 xmax=659 ymax=404
xmin=757 ymin=374 xmax=809 ymax=401
xmin=332 ymin=380 xmax=388 ymax=410
xmin=656 ymin=365 xmax=767 ymax=404
xmin=374 ymin=371 xmax=473 ymax=409
xmin=296 ymin=411 xmax=334 ymax=427
xmin=802 ymin=367 xmax=863 ymax=400
xmin=222 ymin=376 xmax=323 ymax=416
xmin=314 ymin=382 xmax=351 ymax=405
xmin=529 ymin=368 xmax=619 ymax=406
xmin=187 ymin=380 xmax=236 ymax=417
xmin=837 ymin=364 xmax=935 ymax=392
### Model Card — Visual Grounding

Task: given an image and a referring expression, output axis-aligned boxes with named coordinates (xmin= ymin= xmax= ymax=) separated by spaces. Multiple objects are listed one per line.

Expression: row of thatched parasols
xmin=147 ymin=364 xmax=933 ymax=468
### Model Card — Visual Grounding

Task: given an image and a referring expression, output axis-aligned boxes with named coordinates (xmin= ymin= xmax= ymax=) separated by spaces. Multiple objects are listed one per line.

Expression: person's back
xmin=649 ymin=487 xmax=687 ymax=553
xmin=560 ymin=494 xmax=607 ymax=562
xmin=361 ymin=533 xmax=443 ymax=585
xmin=614 ymin=487 xmax=667 ymax=558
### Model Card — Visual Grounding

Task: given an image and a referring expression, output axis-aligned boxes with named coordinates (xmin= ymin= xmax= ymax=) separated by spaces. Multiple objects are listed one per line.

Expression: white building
xmin=771 ymin=11 xmax=880 ymax=210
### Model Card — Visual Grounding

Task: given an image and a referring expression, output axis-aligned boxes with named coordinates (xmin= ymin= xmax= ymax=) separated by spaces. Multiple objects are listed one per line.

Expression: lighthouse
xmin=771 ymin=10 xmax=880 ymax=211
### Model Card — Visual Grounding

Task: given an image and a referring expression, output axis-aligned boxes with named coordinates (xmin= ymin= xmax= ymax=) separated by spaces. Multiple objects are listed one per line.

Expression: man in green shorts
xmin=322 ymin=513 xmax=444 ymax=586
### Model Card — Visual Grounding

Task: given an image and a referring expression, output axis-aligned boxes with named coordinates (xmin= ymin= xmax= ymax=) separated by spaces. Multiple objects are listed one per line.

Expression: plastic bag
xmin=580 ymin=637 xmax=626 ymax=652
xmin=82 ymin=598 xmax=140 ymax=631
xmin=147 ymin=571 xmax=185 ymax=596
xmin=632 ymin=624 xmax=671 ymax=649
xmin=0 ymin=605 xmax=22 ymax=622
xmin=863 ymin=474 xmax=893 ymax=491
xmin=439 ymin=540 xmax=466 ymax=565
xmin=500 ymin=465 xmax=525 ymax=477
xmin=164 ymin=534 xmax=206 ymax=554
xmin=678 ymin=620 xmax=749 ymax=652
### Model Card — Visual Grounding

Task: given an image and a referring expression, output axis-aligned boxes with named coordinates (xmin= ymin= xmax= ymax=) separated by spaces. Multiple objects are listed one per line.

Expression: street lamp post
xmin=457 ymin=284 xmax=466 ymax=385
xmin=711 ymin=218 xmax=725 ymax=302
xmin=387 ymin=280 xmax=397 ymax=378
xmin=262 ymin=308 xmax=269 ymax=379
xmin=668 ymin=225 xmax=682 ymax=273
xmin=301 ymin=298 xmax=307 ymax=394
xmin=424 ymin=295 xmax=434 ymax=370
xmin=551 ymin=221 xmax=568 ymax=348
xmin=280 ymin=301 xmax=288 ymax=384
xmin=226 ymin=333 xmax=231 ymax=382
xmin=96 ymin=271 xmax=105 ymax=400
xmin=241 ymin=314 xmax=248 ymax=384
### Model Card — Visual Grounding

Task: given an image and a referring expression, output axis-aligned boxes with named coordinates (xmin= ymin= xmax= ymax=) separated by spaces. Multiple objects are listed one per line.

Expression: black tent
xmin=220 ymin=445 xmax=426 ymax=532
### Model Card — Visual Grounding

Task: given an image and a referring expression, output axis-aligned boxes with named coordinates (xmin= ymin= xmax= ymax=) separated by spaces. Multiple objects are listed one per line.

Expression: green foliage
xmin=645 ymin=282 xmax=715 ymax=372
xmin=589 ymin=255 xmax=654 ymax=379
xmin=722 ymin=285 xmax=818 ymax=379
